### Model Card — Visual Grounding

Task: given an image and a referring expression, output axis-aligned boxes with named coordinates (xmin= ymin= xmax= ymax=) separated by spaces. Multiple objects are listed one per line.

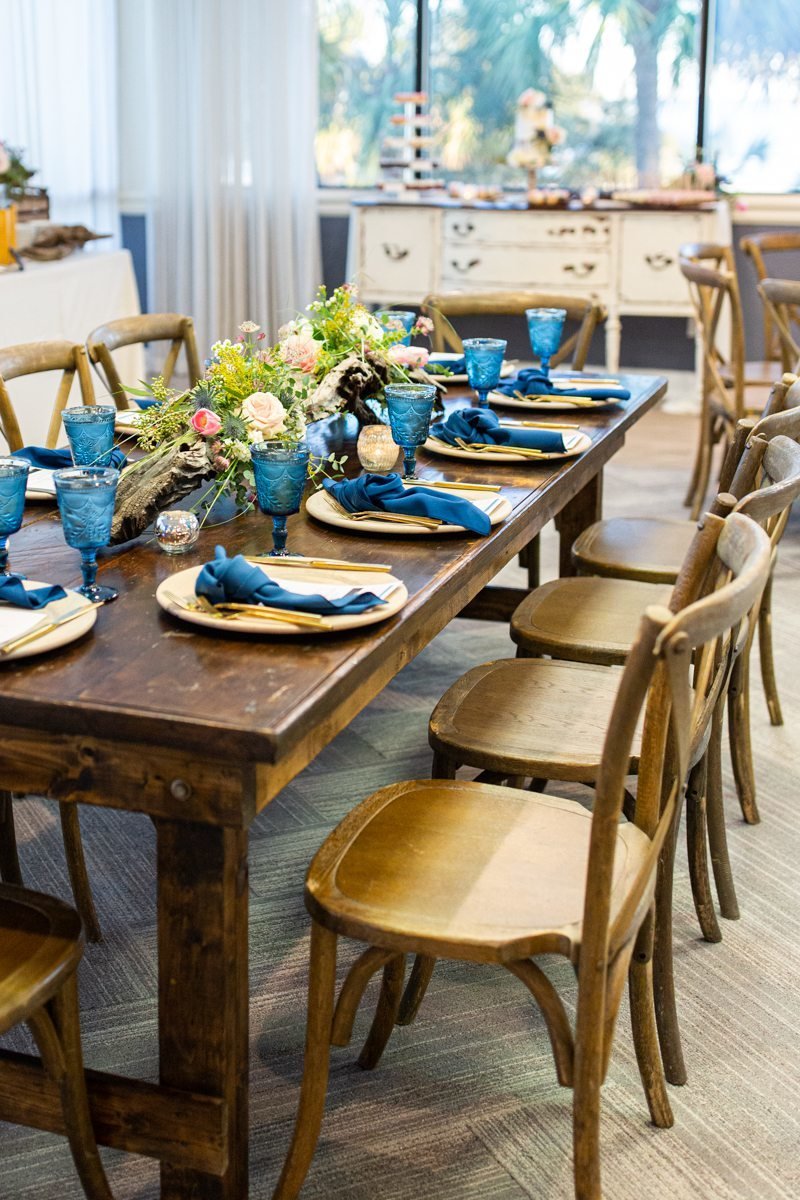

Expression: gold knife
xmin=0 ymin=601 xmax=103 ymax=657
xmin=247 ymin=555 xmax=394 ymax=573
xmin=409 ymin=479 xmax=501 ymax=493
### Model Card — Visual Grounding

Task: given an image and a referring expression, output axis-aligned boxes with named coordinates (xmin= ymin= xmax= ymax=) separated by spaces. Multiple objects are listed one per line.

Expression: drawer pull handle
xmin=563 ymin=261 xmax=596 ymax=278
xmin=548 ymin=226 xmax=577 ymax=237
xmin=382 ymin=243 xmax=410 ymax=261
xmin=452 ymin=220 xmax=475 ymax=237
xmin=450 ymin=258 xmax=481 ymax=273
xmin=645 ymin=253 xmax=674 ymax=271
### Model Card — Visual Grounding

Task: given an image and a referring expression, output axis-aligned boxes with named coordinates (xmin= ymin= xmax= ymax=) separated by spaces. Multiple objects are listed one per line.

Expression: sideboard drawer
xmin=618 ymin=214 xmax=704 ymax=305
xmin=442 ymin=244 xmax=610 ymax=290
xmin=358 ymin=208 xmax=439 ymax=299
xmin=444 ymin=210 xmax=612 ymax=248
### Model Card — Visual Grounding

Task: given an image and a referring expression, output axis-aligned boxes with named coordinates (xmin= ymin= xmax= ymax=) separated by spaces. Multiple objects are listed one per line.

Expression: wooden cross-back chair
xmin=420 ymin=290 xmax=605 ymax=370
xmin=0 ymin=879 xmax=114 ymax=1198
xmin=271 ymin=511 xmax=771 ymax=1200
xmin=740 ymin=232 xmax=800 ymax=362
xmin=86 ymin=313 xmax=202 ymax=411
xmin=0 ymin=341 xmax=94 ymax=452
xmin=756 ymin=278 xmax=800 ymax=376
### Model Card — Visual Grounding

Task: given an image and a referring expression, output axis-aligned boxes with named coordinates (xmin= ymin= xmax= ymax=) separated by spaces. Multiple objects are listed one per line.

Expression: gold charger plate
xmin=488 ymin=389 xmax=623 ymax=413
xmin=0 ymin=585 xmax=98 ymax=661
xmin=306 ymin=485 xmax=512 ymax=535
xmin=156 ymin=560 xmax=408 ymax=636
xmin=423 ymin=431 xmax=591 ymax=463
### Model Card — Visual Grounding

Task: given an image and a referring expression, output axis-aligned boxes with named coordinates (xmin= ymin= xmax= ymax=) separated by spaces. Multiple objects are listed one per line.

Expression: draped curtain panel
xmin=0 ymin=0 xmax=119 ymax=233
xmin=145 ymin=0 xmax=321 ymax=348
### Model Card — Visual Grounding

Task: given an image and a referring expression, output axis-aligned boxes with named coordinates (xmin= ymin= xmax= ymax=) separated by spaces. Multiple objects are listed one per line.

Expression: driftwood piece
xmin=111 ymin=440 xmax=213 ymax=544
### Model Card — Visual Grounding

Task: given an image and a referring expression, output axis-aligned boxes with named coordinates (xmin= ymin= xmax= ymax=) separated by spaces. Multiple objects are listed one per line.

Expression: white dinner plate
xmin=423 ymin=430 xmax=592 ymax=463
xmin=115 ymin=408 xmax=147 ymax=435
xmin=306 ymin=484 xmax=512 ymax=535
xmin=428 ymin=354 xmax=515 ymax=386
xmin=156 ymin=559 xmax=409 ymax=636
xmin=488 ymin=389 xmax=624 ymax=413
xmin=0 ymin=584 xmax=98 ymax=661
xmin=25 ymin=468 xmax=57 ymax=501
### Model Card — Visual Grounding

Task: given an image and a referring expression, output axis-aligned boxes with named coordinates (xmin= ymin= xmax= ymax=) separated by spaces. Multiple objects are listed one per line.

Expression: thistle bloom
xmin=191 ymin=407 xmax=222 ymax=436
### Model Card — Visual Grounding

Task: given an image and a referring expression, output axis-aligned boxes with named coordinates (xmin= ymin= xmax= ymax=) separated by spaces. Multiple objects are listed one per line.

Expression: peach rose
xmin=279 ymin=330 xmax=321 ymax=374
xmin=389 ymin=344 xmax=430 ymax=368
xmin=190 ymin=407 xmax=222 ymax=436
xmin=241 ymin=392 xmax=286 ymax=437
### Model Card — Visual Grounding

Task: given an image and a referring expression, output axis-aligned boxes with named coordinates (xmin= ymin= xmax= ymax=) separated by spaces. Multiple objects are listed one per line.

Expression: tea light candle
xmin=357 ymin=424 xmax=399 ymax=473
xmin=154 ymin=509 xmax=200 ymax=554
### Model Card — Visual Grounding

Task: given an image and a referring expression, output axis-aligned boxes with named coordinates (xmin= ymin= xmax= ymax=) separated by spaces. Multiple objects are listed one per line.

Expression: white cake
xmin=507 ymin=89 xmax=563 ymax=171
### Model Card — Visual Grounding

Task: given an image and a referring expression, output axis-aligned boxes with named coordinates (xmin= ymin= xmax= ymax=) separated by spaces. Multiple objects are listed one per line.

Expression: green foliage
xmin=0 ymin=145 xmax=36 ymax=192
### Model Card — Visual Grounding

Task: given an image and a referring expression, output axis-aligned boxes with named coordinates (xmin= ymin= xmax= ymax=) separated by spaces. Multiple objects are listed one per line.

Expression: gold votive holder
xmin=357 ymin=424 xmax=399 ymax=473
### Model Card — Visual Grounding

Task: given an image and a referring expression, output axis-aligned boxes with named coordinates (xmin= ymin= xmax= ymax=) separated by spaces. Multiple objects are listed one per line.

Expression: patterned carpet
xmin=2 ymin=386 xmax=799 ymax=1199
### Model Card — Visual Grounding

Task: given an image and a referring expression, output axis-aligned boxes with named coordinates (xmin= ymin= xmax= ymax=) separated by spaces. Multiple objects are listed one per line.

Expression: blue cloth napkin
xmin=430 ymin=408 xmax=566 ymax=453
xmin=324 ymin=472 xmax=491 ymax=535
xmin=134 ymin=398 xmax=161 ymax=410
xmin=495 ymin=368 xmax=630 ymax=402
xmin=0 ymin=574 xmax=67 ymax=609
xmin=12 ymin=445 xmax=127 ymax=470
xmin=429 ymin=354 xmax=466 ymax=374
xmin=195 ymin=546 xmax=387 ymax=615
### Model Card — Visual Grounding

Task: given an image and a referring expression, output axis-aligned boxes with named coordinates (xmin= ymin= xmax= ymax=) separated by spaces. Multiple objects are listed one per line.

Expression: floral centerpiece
xmin=0 ymin=142 xmax=49 ymax=220
xmin=506 ymin=89 xmax=564 ymax=193
xmin=111 ymin=284 xmax=437 ymax=543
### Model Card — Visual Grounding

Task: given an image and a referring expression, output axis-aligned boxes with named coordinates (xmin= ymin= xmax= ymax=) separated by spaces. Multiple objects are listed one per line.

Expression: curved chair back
xmin=740 ymin=232 xmax=800 ymax=361
xmin=86 ymin=313 xmax=202 ymax=411
xmin=756 ymin=279 xmax=800 ymax=375
xmin=679 ymin=242 xmax=746 ymax=420
xmin=421 ymin=290 xmax=606 ymax=370
xmin=0 ymin=341 xmax=94 ymax=451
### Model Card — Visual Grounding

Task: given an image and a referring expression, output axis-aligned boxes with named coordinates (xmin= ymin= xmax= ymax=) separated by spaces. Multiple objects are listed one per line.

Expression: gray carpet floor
xmin=2 ymin=390 xmax=799 ymax=1199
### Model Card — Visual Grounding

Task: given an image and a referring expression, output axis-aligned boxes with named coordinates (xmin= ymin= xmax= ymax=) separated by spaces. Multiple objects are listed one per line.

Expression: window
xmin=317 ymin=1 xmax=800 ymax=193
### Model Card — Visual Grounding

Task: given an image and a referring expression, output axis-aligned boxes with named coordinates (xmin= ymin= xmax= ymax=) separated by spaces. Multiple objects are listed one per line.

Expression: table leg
xmin=554 ymin=470 xmax=603 ymax=577
xmin=156 ymin=818 xmax=249 ymax=1199
xmin=605 ymin=312 xmax=621 ymax=373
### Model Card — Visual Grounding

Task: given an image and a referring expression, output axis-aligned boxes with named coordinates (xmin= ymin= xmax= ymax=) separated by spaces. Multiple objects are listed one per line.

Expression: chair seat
xmin=429 ymin=658 xmax=638 ymax=782
xmin=305 ymin=779 xmax=651 ymax=963
xmin=0 ymin=884 xmax=82 ymax=1035
xmin=511 ymin=576 xmax=673 ymax=664
xmin=571 ymin=517 xmax=694 ymax=582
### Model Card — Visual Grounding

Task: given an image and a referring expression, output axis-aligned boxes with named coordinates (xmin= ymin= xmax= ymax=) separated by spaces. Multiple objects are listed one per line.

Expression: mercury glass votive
xmin=62 ymin=405 xmax=117 ymax=467
xmin=376 ymin=309 xmax=416 ymax=345
xmin=525 ymin=308 xmax=567 ymax=378
xmin=463 ymin=338 xmax=507 ymax=408
xmin=357 ymin=425 xmax=399 ymax=473
xmin=154 ymin=509 xmax=200 ymax=554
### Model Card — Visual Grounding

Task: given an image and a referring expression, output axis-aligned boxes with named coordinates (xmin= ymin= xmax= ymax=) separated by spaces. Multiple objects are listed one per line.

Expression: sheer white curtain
xmin=0 ymin=0 xmax=118 ymax=232
xmin=145 ymin=0 xmax=321 ymax=349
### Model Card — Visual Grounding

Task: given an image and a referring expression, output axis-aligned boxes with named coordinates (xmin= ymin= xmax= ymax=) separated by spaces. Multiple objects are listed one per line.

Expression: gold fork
xmin=454 ymin=438 xmax=548 ymax=460
xmin=165 ymin=591 xmax=332 ymax=631
xmin=326 ymin=495 xmax=441 ymax=529
xmin=513 ymin=391 xmax=599 ymax=407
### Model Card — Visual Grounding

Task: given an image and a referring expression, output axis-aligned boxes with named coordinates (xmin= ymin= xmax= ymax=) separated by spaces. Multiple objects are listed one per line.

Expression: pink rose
xmin=389 ymin=344 xmax=430 ymax=367
xmin=241 ymin=392 xmax=286 ymax=436
xmin=414 ymin=315 xmax=434 ymax=337
xmin=191 ymin=407 xmax=222 ymax=436
xmin=280 ymin=330 xmax=321 ymax=374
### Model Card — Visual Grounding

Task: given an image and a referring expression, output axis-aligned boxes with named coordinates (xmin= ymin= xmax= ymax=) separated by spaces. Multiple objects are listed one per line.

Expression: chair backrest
xmin=420 ymin=290 xmax=606 ymax=370
xmin=576 ymin=512 xmax=770 ymax=1031
xmin=740 ymin=232 xmax=800 ymax=361
xmin=733 ymin=433 xmax=800 ymax=549
xmin=752 ymin=373 xmax=800 ymax=442
xmin=756 ymin=279 xmax=800 ymax=376
xmin=0 ymin=341 xmax=95 ymax=451
xmin=679 ymin=242 xmax=746 ymax=419
xmin=86 ymin=313 xmax=202 ymax=411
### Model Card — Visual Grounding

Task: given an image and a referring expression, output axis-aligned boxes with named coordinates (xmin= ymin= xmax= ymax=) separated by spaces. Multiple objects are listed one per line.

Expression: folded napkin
xmin=134 ymin=398 xmax=160 ymax=410
xmin=195 ymin=547 xmax=387 ymax=615
xmin=429 ymin=354 xmax=465 ymax=374
xmin=495 ymin=368 xmax=630 ymax=402
xmin=324 ymin=472 xmax=491 ymax=535
xmin=12 ymin=445 xmax=127 ymax=470
xmin=0 ymin=574 xmax=67 ymax=609
xmin=430 ymin=408 xmax=566 ymax=453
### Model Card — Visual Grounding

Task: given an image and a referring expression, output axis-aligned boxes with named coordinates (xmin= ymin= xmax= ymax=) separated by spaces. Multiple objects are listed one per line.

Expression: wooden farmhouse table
xmin=0 ymin=374 xmax=666 ymax=1197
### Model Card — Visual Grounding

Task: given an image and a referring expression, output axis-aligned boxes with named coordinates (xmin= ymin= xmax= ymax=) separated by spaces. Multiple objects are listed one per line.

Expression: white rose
xmin=241 ymin=392 xmax=286 ymax=437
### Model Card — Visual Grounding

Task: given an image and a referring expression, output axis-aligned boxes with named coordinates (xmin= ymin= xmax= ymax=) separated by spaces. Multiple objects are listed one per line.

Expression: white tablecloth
xmin=0 ymin=248 xmax=144 ymax=447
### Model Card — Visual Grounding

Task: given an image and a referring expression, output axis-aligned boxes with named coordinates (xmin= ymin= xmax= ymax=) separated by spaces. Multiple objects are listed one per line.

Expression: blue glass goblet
xmin=251 ymin=441 xmax=310 ymax=556
xmin=384 ymin=383 xmax=436 ymax=479
xmin=0 ymin=456 xmax=30 ymax=575
xmin=54 ymin=467 xmax=119 ymax=601
xmin=463 ymin=338 xmax=508 ymax=408
xmin=62 ymin=406 xmax=117 ymax=467
xmin=526 ymin=308 xmax=566 ymax=378
xmin=376 ymin=309 xmax=416 ymax=346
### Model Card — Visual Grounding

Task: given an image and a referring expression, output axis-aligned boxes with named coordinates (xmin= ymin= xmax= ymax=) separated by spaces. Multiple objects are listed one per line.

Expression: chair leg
xmin=688 ymin=407 xmax=714 ymax=521
xmin=572 ymin=1042 xmax=603 ymax=1200
xmin=685 ymin=756 xmax=722 ymax=944
xmin=758 ymin=571 xmax=783 ymax=726
xmin=728 ymin=657 xmax=759 ymax=825
xmin=0 ymin=791 xmax=23 ymax=884
xmin=60 ymin=803 xmax=102 ymax=944
xmin=706 ymin=702 xmax=740 ymax=921
xmin=628 ymin=916 xmax=673 ymax=1129
xmin=358 ymin=955 xmax=406 ymax=1070
xmin=653 ymin=809 xmax=687 ymax=1086
xmin=431 ymin=751 xmax=456 ymax=780
xmin=272 ymin=921 xmax=338 ymax=1200
xmin=396 ymin=954 xmax=436 ymax=1027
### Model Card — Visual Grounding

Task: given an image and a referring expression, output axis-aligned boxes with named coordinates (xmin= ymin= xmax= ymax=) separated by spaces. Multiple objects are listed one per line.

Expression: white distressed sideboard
xmin=348 ymin=200 xmax=731 ymax=370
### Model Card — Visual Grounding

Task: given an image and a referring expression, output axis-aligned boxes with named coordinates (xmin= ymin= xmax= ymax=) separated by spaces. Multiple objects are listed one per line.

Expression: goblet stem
xmin=476 ymin=388 xmax=490 ymax=408
xmin=270 ymin=515 xmax=289 ymax=556
xmin=541 ymin=355 xmax=551 ymax=379
xmin=78 ymin=549 xmax=118 ymax=602
xmin=0 ymin=538 xmax=8 ymax=575
xmin=401 ymin=447 xmax=417 ymax=479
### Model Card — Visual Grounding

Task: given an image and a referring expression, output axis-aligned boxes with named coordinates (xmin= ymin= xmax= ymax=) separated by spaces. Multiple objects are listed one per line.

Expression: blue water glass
xmin=384 ymin=383 xmax=436 ymax=479
xmin=376 ymin=309 xmax=416 ymax=346
xmin=250 ymin=440 xmax=310 ymax=556
xmin=526 ymin=308 xmax=567 ymax=378
xmin=0 ymin=456 xmax=30 ymax=575
xmin=463 ymin=338 xmax=508 ymax=408
xmin=62 ymin=405 xmax=117 ymax=467
xmin=53 ymin=467 xmax=119 ymax=601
